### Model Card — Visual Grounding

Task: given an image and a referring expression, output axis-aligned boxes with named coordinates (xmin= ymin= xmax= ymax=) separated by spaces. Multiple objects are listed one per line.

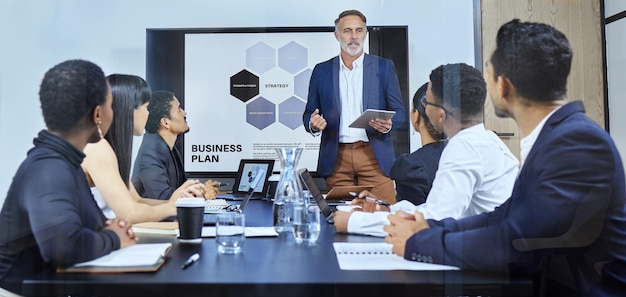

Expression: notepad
xmin=333 ymin=242 xmax=459 ymax=271
xmin=132 ymin=221 xmax=179 ymax=236
xmin=58 ymin=243 xmax=172 ymax=273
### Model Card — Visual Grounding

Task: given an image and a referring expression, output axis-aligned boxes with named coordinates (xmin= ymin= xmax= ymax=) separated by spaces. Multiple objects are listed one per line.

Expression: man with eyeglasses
xmin=334 ymin=63 xmax=519 ymax=237
xmin=386 ymin=20 xmax=626 ymax=296
xmin=420 ymin=96 xmax=450 ymax=114
xmin=303 ymin=9 xmax=405 ymax=204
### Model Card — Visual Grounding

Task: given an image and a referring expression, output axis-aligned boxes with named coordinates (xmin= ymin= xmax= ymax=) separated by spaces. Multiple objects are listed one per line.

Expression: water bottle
xmin=273 ymin=147 xmax=304 ymax=234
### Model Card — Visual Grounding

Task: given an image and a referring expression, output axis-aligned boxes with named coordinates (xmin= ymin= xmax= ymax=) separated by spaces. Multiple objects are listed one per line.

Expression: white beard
xmin=340 ymin=40 xmax=363 ymax=57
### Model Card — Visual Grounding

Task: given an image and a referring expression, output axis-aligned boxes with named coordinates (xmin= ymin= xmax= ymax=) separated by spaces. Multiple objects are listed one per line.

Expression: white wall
xmin=605 ymin=1 xmax=626 ymax=173
xmin=0 ymin=0 xmax=475 ymax=206
xmin=605 ymin=0 xmax=626 ymax=16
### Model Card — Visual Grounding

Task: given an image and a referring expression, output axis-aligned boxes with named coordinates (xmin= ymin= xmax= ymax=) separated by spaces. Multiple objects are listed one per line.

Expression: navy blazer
xmin=302 ymin=54 xmax=405 ymax=177
xmin=132 ymin=133 xmax=186 ymax=200
xmin=404 ymin=101 xmax=626 ymax=296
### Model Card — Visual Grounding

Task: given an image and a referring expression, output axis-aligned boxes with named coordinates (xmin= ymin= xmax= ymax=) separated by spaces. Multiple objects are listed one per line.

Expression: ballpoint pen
xmin=216 ymin=182 xmax=229 ymax=187
xmin=181 ymin=253 xmax=200 ymax=270
xmin=348 ymin=192 xmax=391 ymax=206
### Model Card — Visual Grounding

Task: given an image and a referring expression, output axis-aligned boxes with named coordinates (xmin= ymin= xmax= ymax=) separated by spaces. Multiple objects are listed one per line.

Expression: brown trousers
xmin=325 ymin=141 xmax=396 ymax=204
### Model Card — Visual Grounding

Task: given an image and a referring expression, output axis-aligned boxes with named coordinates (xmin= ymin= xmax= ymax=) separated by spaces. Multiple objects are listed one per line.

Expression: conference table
xmin=23 ymin=200 xmax=534 ymax=296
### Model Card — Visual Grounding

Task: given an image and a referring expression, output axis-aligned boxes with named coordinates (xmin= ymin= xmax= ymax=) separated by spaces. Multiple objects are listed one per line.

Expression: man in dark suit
xmin=132 ymin=91 xmax=191 ymax=200
xmin=384 ymin=19 xmax=626 ymax=296
xmin=302 ymin=9 xmax=405 ymax=204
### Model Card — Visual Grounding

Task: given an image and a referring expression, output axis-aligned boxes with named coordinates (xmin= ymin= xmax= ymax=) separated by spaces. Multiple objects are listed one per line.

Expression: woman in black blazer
xmin=389 ymin=82 xmax=447 ymax=205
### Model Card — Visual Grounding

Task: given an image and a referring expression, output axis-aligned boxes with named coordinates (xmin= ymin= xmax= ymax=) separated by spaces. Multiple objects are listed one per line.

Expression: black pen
xmin=348 ymin=192 xmax=391 ymax=206
xmin=181 ymin=253 xmax=200 ymax=270
xmin=216 ymin=182 xmax=229 ymax=187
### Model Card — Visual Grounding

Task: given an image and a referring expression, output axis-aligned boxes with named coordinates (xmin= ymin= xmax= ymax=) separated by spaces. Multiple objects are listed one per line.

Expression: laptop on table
xmin=298 ymin=168 xmax=336 ymax=224
xmin=216 ymin=159 xmax=274 ymax=201
xmin=203 ymin=168 xmax=265 ymax=226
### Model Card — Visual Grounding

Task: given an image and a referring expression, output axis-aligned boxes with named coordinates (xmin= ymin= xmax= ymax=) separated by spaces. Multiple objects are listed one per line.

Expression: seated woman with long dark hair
xmin=81 ymin=74 xmax=208 ymax=224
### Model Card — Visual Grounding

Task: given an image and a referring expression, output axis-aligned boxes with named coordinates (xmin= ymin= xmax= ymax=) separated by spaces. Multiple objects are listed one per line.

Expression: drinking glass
xmin=293 ymin=205 xmax=320 ymax=245
xmin=216 ymin=212 xmax=245 ymax=254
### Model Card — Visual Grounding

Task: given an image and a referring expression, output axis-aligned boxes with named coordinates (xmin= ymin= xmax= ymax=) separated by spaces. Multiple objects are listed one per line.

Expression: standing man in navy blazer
xmin=385 ymin=19 xmax=626 ymax=296
xmin=303 ymin=9 xmax=405 ymax=204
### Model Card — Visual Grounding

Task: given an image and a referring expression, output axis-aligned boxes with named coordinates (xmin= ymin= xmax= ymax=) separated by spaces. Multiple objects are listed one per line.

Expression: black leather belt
xmin=339 ymin=141 xmax=369 ymax=149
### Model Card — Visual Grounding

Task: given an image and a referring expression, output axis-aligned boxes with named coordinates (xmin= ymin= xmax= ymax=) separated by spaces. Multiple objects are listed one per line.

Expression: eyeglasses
xmin=420 ymin=96 xmax=450 ymax=114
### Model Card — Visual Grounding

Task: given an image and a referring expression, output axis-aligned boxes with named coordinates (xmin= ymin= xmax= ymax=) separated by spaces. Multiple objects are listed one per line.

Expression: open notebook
xmin=58 ymin=243 xmax=172 ymax=273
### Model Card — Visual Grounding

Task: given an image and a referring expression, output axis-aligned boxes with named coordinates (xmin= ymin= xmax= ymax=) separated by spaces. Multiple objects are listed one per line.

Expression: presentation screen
xmin=183 ymin=31 xmax=365 ymax=172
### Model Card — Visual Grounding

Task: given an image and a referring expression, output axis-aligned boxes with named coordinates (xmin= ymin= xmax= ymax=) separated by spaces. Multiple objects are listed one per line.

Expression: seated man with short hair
xmin=334 ymin=63 xmax=519 ymax=237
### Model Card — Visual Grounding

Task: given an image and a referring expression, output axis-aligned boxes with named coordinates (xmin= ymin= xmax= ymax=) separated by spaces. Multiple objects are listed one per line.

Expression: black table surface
xmin=23 ymin=200 xmax=533 ymax=297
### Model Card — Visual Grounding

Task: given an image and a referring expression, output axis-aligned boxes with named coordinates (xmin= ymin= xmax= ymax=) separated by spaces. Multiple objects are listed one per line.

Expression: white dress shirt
xmin=347 ymin=123 xmax=519 ymax=237
xmin=519 ymin=106 xmax=560 ymax=170
xmin=338 ymin=53 xmax=368 ymax=143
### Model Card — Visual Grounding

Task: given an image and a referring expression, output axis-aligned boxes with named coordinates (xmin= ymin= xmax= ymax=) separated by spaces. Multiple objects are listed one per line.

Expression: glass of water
xmin=216 ymin=212 xmax=245 ymax=254
xmin=293 ymin=205 xmax=320 ymax=245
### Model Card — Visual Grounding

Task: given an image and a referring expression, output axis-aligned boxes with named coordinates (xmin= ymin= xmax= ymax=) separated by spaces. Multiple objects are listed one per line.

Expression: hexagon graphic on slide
xmin=246 ymin=97 xmax=275 ymax=130
xmin=230 ymin=70 xmax=259 ymax=103
xmin=260 ymin=67 xmax=294 ymax=104
xmin=279 ymin=96 xmax=305 ymax=130
xmin=278 ymin=41 xmax=307 ymax=74
xmin=246 ymin=42 xmax=275 ymax=75
xmin=294 ymin=68 xmax=312 ymax=100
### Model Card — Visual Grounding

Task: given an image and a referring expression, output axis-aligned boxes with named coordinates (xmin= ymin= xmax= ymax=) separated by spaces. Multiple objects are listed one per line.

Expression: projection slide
xmin=184 ymin=32 xmax=368 ymax=172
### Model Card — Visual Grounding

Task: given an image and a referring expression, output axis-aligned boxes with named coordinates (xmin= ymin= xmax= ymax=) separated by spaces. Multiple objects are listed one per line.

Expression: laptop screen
xmin=298 ymin=168 xmax=334 ymax=220
xmin=237 ymin=168 xmax=265 ymax=212
xmin=232 ymin=159 xmax=274 ymax=194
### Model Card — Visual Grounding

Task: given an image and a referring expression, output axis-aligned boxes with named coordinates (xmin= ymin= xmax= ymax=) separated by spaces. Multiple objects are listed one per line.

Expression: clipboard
xmin=349 ymin=109 xmax=396 ymax=129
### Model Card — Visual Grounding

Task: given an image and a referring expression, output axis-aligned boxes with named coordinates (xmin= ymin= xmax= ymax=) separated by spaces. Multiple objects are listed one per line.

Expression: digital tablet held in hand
xmin=349 ymin=109 xmax=396 ymax=129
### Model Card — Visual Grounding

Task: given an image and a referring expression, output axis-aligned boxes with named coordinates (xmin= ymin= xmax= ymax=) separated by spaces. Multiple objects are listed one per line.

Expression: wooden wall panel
xmin=481 ymin=0 xmax=604 ymax=159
